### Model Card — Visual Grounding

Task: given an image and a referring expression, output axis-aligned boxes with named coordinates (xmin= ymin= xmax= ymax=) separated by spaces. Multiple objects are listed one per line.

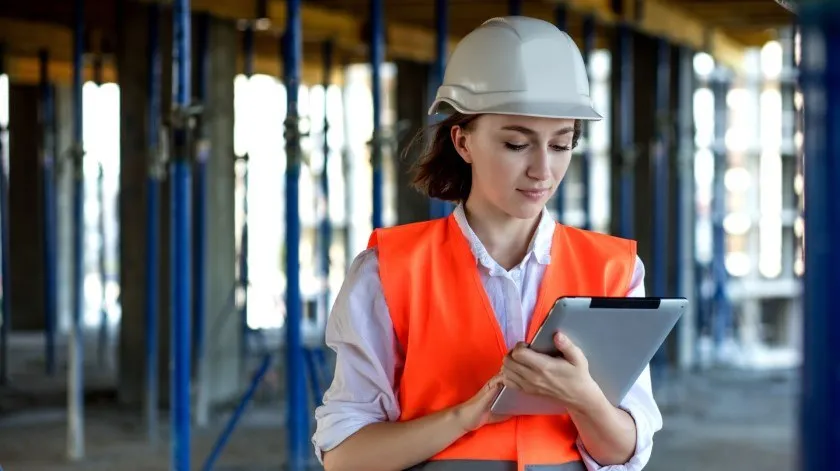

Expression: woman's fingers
xmin=504 ymin=350 xmax=538 ymax=376
xmin=501 ymin=363 xmax=534 ymax=394
xmin=553 ymin=332 xmax=587 ymax=367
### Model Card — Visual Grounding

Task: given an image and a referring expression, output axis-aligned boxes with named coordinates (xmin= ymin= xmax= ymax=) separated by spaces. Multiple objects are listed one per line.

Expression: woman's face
xmin=451 ymin=114 xmax=575 ymax=220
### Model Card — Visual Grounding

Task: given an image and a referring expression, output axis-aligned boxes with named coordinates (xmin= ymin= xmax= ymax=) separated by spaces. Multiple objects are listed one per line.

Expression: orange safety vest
xmin=367 ymin=214 xmax=637 ymax=471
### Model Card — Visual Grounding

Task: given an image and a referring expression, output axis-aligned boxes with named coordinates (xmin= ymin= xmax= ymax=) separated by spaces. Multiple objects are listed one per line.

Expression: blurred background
xmin=0 ymin=0 xmax=831 ymax=470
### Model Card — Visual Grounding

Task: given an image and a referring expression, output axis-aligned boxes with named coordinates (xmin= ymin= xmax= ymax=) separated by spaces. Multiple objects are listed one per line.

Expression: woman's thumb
xmin=484 ymin=374 xmax=503 ymax=397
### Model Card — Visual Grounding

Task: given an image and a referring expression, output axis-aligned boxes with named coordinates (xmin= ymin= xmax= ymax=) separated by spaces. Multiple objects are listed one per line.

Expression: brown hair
xmin=410 ymin=112 xmax=583 ymax=202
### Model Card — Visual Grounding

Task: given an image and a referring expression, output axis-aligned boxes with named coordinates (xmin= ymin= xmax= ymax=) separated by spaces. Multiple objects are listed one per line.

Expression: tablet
xmin=490 ymin=296 xmax=686 ymax=416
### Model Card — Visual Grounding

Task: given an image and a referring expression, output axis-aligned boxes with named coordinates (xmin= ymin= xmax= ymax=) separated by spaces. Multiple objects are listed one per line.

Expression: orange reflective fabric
xmin=367 ymin=214 xmax=637 ymax=471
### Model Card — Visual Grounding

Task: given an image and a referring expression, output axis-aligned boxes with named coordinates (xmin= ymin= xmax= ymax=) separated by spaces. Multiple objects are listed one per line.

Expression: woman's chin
xmin=504 ymin=200 xmax=545 ymax=220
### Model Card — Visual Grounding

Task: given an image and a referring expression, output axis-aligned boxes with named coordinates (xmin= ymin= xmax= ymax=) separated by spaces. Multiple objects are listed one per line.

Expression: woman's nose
xmin=526 ymin=148 xmax=552 ymax=181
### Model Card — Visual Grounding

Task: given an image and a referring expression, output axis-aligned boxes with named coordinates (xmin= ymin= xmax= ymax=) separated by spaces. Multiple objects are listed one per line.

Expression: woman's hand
xmin=454 ymin=373 xmax=510 ymax=433
xmin=323 ymin=373 xmax=511 ymax=471
xmin=501 ymin=332 xmax=604 ymax=413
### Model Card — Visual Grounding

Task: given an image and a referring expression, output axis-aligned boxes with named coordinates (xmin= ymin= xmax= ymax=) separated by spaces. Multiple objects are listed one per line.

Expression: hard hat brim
xmin=428 ymin=98 xmax=603 ymax=121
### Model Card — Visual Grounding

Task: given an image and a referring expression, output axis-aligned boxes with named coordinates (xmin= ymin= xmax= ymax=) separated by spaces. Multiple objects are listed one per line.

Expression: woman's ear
xmin=450 ymin=125 xmax=473 ymax=164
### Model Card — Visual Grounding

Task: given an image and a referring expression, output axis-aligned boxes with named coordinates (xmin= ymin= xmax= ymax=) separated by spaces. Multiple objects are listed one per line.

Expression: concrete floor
xmin=647 ymin=368 xmax=796 ymax=471
xmin=0 ymin=332 xmax=797 ymax=470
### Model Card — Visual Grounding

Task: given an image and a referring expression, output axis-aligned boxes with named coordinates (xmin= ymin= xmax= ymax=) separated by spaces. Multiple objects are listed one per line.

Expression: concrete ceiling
xmin=0 ymin=0 xmax=795 ymax=85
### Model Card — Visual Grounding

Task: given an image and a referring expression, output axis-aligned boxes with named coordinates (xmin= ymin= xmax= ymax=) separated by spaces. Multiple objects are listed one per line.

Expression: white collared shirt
xmin=312 ymin=204 xmax=663 ymax=470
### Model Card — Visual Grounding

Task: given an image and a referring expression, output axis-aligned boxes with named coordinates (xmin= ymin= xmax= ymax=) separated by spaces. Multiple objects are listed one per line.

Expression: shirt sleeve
xmin=311 ymin=248 xmax=403 ymax=463
xmin=576 ymin=255 xmax=664 ymax=470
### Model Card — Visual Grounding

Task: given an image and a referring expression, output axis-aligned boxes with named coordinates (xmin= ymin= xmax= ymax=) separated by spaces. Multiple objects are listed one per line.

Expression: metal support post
xmin=39 ymin=50 xmax=58 ymax=377
xmin=239 ymin=22 xmax=254 ymax=365
xmin=799 ymin=3 xmax=840 ymax=469
xmin=580 ymin=15 xmax=595 ymax=231
xmin=93 ymin=53 xmax=110 ymax=371
xmin=0 ymin=44 xmax=10 ymax=386
xmin=303 ymin=347 xmax=324 ymax=406
xmin=144 ymin=2 xmax=163 ymax=446
xmin=794 ymin=23 xmax=804 ymax=283
xmin=341 ymin=54 xmax=355 ymax=273
xmin=201 ymin=353 xmax=273 ymax=471
xmin=553 ymin=3 xmax=567 ymax=223
xmin=97 ymin=161 xmax=108 ymax=368
xmin=193 ymin=11 xmax=211 ymax=428
xmin=320 ymin=39 xmax=333 ymax=316
xmin=650 ymin=38 xmax=671 ymax=377
xmin=370 ymin=0 xmax=384 ymax=229
xmin=429 ymin=0 xmax=448 ymax=220
xmin=616 ymin=22 xmax=635 ymax=239
xmin=68 ymin=0 xmax=86 ymax=460
xmin=652 ymin=38 xmax=671 ymax=298
xmin=171 ymin=0 xmax=193 ymax=468
xmin=283 ymin=0 xmax=308 ymax=468
xmin=509 ymin=0 xmax=522 ymax=16
xmin=710 ymin=67 xmax=731 ymax=358
xmin=675 ymin=46 xmax=697 ymax=371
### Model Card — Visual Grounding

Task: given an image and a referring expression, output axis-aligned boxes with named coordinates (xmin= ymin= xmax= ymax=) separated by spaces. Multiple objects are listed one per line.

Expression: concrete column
xmin=394 ymin=60 xmax=431 ymax=225
xmin=739 ymin=299 xmax=762 ymax=354
xmin=117 ymin=4 xmax=239 ymax=413
xmin=117 ymin=1 xmax=172 ymax=407
xmin=8 ymin=84 xmax=45 ymax=331
xmin=194 ymin=13 xmax=240 ymax=422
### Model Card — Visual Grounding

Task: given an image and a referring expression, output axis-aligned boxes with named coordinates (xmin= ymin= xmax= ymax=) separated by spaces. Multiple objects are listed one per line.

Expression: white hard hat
xmin=429 ymin=16 xmax=601 ymax=121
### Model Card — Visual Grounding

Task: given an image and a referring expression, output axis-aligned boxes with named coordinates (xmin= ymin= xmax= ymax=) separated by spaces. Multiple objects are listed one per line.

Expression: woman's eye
xmin=504 ymin=142 xmax=571 ymax=152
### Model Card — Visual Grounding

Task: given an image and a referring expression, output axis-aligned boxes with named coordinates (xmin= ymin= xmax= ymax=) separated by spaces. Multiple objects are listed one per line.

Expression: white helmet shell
xmin=429 ymin=16 xmax=601 ymax=121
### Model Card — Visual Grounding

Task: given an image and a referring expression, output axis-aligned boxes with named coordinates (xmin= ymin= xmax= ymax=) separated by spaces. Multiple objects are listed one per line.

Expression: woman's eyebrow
xmin=500 ymin=125 xmax=575 ymax=136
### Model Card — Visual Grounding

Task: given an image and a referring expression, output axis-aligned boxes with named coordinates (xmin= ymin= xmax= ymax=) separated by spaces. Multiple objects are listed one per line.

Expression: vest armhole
xmin=367 ymin=229 xmax=380 ymax=250
xmin=370 ymin=229 xmax=411 ymax=353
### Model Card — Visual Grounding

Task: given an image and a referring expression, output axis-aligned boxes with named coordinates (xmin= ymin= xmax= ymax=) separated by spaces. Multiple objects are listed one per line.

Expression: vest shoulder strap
xmin=366 ymin=218 xmax=450 ymax=347
xmin=556 ymin=224 xmax=638 ymax=294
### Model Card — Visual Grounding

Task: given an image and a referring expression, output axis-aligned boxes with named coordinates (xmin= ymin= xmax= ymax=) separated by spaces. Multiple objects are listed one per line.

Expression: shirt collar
xmin=452 ymin=203 xmax=555 ymax=275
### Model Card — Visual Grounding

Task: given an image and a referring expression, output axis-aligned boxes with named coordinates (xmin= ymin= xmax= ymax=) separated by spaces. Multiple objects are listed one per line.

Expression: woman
xmin=312 ymin=16 xmax=662 ymax=471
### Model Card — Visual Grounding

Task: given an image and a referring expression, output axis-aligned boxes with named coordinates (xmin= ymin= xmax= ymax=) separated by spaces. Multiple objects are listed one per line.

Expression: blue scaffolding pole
xmin=39 ymin=50 xmax=58 ymax=377
xmin=429 ymin=0 xmax=448 ymax=220
xmin=170 ymin=0 xmax=193 ymax=468
xmin=553 ymin=3 xmax=567 ymax=224
xmin=799 ymin=2 xmax=840 ymax=469
xmin=710 ymin=67 xmax=730 ymax=356
xmin=650 ymin=38 xmax=671 ymax=376
xmin=370 ymin=0 xmax=384 ymax=230
xmin=320 ymin=39 xmax=333 ymax=315
xmin=144 ymin=2 xmax=163 ymax=446
xmin=580 ymin=15 xmax=595 ymax=231
xmin=616 ymin=21 xmax=635 ymax=240
xmin=201 ymin=352 xmax=273 ymax=471
xmin=652 ymin=38 xmax=671 ymax=298
xmin=193 ymin=11 xmax=211 ymax=428
xmin=68 ymin=0 xmax=86 ymax=460
xmin=283 ymin=0 xmax=308 ymax=468
xmin=0 ymin=44 xmax=10 ymax=386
